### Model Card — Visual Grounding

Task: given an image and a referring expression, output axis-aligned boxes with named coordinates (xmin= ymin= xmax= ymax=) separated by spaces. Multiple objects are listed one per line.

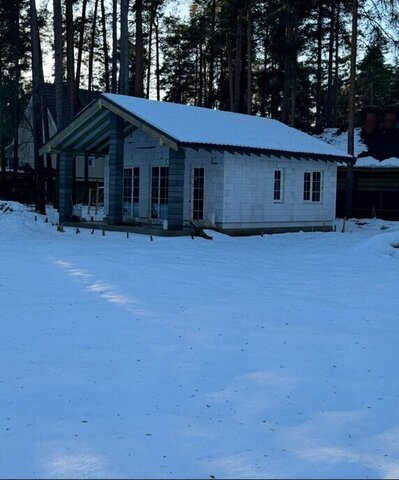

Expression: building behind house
xmin=4 ymin=84 xmax=104 ymax=204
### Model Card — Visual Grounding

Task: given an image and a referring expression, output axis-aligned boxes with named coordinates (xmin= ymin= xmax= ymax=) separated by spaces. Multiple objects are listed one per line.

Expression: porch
xmin=40 ymin=95 xmax=187 ymax=232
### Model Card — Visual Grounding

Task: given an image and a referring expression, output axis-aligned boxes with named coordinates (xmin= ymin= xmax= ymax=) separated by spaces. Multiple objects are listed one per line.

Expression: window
xmin=88 ymin=156 xmax=96 ymax=168
xmin=123 ymin=167 xmax=140 ymax=216
xmin=273 ymin=169 xmax=283 ymax=202
xmin=151 ymin=166 xmax=169 ymax=219
xmin=123 ymin=168 xmax=132 ymax=203
xmin=193 ymin=167 xmax=205 ymax=220
xmin=304 ymin=171 xmax=322 ymax=202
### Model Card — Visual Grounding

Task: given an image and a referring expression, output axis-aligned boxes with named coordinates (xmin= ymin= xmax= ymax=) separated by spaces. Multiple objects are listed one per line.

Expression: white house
xmin=40 ymin=93 xmax=351 ymax=235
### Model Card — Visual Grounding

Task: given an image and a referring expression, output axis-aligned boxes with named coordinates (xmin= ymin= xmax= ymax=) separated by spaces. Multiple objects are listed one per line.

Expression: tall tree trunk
xmin=333 ymin=0 xmax=340 ymax=126
xmin=13 ymin=0 xmax=21 ymax=173
xmin=207 ymin=0 xmax=216 ymax=108
xmin=194 ymin=46 xmax=199 ymax=105
xmin=315 ymin=0 xmax=323 ymax=130
xmin=135 ymin=0 xmax=144 ymax=97
xmin=282 ymin=6 xmax=299 ymax=126
xmin=154 ymin=18 xmax=160 ymax=101
xmin=199 ymin=40 xmax=203 ymax=106
xmin=65 ymin=0 xmax=76 ymax=121
xmin=75 ymin=0 xmax=87 ymax=106
xmin=30 ymin=0 xmax=46 ymax=214
xmin=233 ymin=12 xmax=242 ymax=112
xmin=203 ymin=58 xmax=208 ymax=106
xmin=246 ymin=5 xmax=252 ymax=115
xmin=53 ymin=0 xmax=63 ymax=208
xmin=290 ymin=58 xmax=297 ymax=127
xmin=12 ymin=111 xmax=19 ymax=173
xmin=53 ymin=0 xmax=63 ymax=129
xmin=345 ymin=0 xmax=358 ymax=217
xmin=260 ymin=25 xmax=269 ymax=117
xmin=326 ymin=0 xmax=336 ymax=127
xmin=227 ymin=41 xmax=234 ymax=111
xmin=101 ymin=0 xmax=110 ymax=92
xmin=146 ymin=10 xmax=155 ymax=98
xmin=282 ymin=4 xmax=294 ymax=124
xmin=112 ymin=0 xmax=118 ymax=92
xmin=88 ymin=0 xmax=99 ymax=95
xmin=120 ymin=0 xmax=129 ymax=94
xmin=347 ymin=0 xmax=357 ymax=157
xmin=0 ymin=79 xmax=6 ymax=185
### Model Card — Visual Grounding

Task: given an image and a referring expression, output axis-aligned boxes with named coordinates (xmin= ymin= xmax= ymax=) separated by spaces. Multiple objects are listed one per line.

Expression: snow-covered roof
xmin=315 ymin=127 xmax=368 ymax=158
xmin=41 ymin=94 xmax=351 ymax=159
xmin=102 ymin=93 xmax=351 ymax=159
xmin=315 ymin=127 xmax=399 ymax=168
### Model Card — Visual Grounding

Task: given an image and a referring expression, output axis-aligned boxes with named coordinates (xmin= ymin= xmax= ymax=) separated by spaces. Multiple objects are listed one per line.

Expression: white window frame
xmin=192 ymin=166 xmax=205 ymax=220
xmin=273 ymin=169 xmax=283 ymax=203
xmin=150 ymin=166 xmax=169 ymax=220
xmin=123 ymin=166 xmax=140 ymax=217
xmin=303 ymin=171 xmax=322 ymax=203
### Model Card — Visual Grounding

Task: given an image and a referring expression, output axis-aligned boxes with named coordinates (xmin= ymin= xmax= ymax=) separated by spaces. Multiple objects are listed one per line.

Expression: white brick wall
xmin=221 ymin=151 xmax=337 ymax=229
xmin=123 ymin=129 xmax=169 ymax=220
xmin=105 ymin=129 xmax=338 ymax=230
xmin=121 ymin=130 xmax=225 ymax=225
xmin=183 ymin=148 xmax=224 ymax=224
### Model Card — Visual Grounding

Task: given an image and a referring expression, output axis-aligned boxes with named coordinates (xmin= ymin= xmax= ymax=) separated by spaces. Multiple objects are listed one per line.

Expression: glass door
xmin=151 ymin=166 xmax=169 ymax=220
xmin=123 ymin=167 xmax=140 ymax=217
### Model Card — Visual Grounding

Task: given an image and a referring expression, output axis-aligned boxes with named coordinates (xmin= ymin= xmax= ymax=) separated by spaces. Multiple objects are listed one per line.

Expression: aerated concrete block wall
xmin=122 ymin=130 xmax=225 ymax=225
xmin=221 ymin=152 xmax=337 ymax=230
xmin=123 ymin=129 xmax=169 ymax=220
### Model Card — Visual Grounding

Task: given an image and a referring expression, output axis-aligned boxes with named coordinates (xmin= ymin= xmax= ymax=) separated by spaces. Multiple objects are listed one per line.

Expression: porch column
xmin=108 ymin=113 xmax=124 ymax=225
xmin=58 ymin=151 xmax=74 ymax=223
xmin=167 ymin=147 xmax=185 ymax=230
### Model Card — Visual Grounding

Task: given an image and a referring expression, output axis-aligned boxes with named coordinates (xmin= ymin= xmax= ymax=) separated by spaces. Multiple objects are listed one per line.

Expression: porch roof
xmin=40 ymin=93 xmax=352 ymax=162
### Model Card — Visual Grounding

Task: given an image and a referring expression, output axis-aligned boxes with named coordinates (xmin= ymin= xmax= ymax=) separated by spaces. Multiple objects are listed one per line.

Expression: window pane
xmin=123 ymin=168 xmax=132 ymax=203
xmin=304 ymin=172 xmax=311 ymax=201
xmin=312 ymin=171 xmax=321 ymax=202
xmin=151 ymin=167 xmax=160 ymax=218
xmin=160 ymin=167 xmax=169 ymax=205
xmin=193 ymin=167 xmax=204 ymax=220
xmin=133 ymin=167 xmax=140 ymax=203
xmin=152 ymin=166 xmax=169 ymax=218
xmin=274 ymin=170 xmax=281 ymax=201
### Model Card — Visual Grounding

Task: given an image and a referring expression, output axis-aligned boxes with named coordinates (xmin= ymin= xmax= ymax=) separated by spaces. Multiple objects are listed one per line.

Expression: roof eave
xmin=179 ymin=142 xmax=352 ymax=162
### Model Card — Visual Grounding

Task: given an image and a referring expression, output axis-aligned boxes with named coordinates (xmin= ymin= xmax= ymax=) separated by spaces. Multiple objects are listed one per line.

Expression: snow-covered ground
xmin=1 ymin=202 xmax=399 ymax=479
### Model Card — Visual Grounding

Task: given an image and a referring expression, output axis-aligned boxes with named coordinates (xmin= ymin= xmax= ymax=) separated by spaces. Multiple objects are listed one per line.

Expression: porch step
xmin=191 ymin=218 xmax=217 ymax=230
xmin=190 ymin=218 xmax=217 ymax=240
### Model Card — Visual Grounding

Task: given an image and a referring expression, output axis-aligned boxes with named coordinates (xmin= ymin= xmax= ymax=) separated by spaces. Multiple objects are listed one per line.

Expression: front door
xmin=192 ymin=167 xmax=205 ymax=220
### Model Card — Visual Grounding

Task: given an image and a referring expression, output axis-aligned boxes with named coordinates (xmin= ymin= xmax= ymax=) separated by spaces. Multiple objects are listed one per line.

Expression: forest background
xmin=0 ymin=0 xmax=398 ymax=203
